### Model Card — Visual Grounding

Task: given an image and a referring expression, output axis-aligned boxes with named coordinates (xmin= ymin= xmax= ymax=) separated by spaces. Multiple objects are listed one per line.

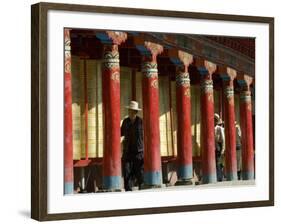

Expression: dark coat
xmin=121 ymin=116 xmax=144 ymax=160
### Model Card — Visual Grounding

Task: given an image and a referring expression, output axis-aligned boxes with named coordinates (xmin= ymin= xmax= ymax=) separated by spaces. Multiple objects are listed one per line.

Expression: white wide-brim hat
xmin=214 ymin=113 xmax=222 ymax=124
xmin=125 ymin=101 xmax=142 ymax=111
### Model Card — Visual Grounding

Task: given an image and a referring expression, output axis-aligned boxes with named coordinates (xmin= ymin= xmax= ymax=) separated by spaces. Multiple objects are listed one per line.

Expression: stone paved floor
xmin=135 ymin=180 xmax=255 ymax=192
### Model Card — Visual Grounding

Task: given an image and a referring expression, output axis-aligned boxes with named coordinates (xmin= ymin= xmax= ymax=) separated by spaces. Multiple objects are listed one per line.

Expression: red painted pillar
xmin=223 ymin=71 xmax=238 ymax=181
xmin=218 ymin=67 xmax=238 ymax=181
xmin=64 ymin=28 xmax=74 ymax=194
xmin=169 ymin=50 xmax=193 ymax=184
xmin=135 ymin=40 xmax=163 ymax=187
xmin=196 ymin=59 xmax=217 ymax=184
xmin=96 ymin=31 xmax=127 ymax=190
xmin=102 ymin=44 xmax=121 ymax=190
xmin=82 ymin=59 xmax=89 ymax=160
xmin=239 ymin=75 xmax=255 ymax=180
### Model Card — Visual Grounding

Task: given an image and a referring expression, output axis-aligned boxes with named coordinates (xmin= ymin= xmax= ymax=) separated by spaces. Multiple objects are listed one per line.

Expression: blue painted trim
xmin=144 ymin=171 xmax=162 ymax=186
xmin=136 ymin=45 xmax=151 ymax=56
xmin=103 ymin=176 xmax=121 ymax=190
xmin=225 ymin=172 xmax=238 ymax=181
xmin=170 ymin=57 xmax=182 ymax=66
xmin=220 ymin=74 xmax=230 ymax=81
xmin=95 ymin=33 xmax=113 ymax=44
xmin=127 ymin=31 xmax=139 ymax=36
xmin=164 ymin=44 xmax=173 ymax=49
xmin=242 ymin=171 xmax=255 ymax=180
xmin=64 ymin=182 xmax=74 ymax=194
xmin=178 ymin=164 xmax=193 ymax=180
xmin=202 ymin=173 xmax=217 ymax=184
xmin=198 ymin=67 xmax=208 ymax=76
xmin=237 ymin=79 xmax=247 ymax=87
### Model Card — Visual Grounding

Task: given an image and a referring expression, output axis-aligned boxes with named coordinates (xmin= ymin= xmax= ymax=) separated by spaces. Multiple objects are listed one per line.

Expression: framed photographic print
xmin=31 ymin=2 xmax=274 ymax=221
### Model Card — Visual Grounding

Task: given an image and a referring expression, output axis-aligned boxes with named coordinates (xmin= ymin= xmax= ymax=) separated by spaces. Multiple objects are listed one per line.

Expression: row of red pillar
xmin=64 ymin=29 xmax=255 ymax=193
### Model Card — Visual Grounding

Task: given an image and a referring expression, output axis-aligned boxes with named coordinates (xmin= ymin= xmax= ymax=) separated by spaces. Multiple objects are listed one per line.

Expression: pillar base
xmin=177 ymin=165 xmax=193 ymax=181
xmin=226 ymin=172 xmax=238 ymax=181
xmin=102 ymin=176 xmax=122 ymax=190
xmin=141 ymin=184 xmax=166 ymax=190
xmin=202 ymin=174 xmax=217 ymax=184
xmin=144 ymin=171 xmax=163 ymax=186
xmin=242 ymin=171 xmax=255 ymax=180
xmin=97 ymin=189 xmax=124 ymax=193
xmin=64 ymin=182 xmax=74 ymax=194
xmin=175 ymin=179 xmax=193 ymax=186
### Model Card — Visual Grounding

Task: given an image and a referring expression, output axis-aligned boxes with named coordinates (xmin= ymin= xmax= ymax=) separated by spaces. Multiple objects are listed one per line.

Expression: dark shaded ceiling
xmin=205 ymin=36 xmax=255 ymax=59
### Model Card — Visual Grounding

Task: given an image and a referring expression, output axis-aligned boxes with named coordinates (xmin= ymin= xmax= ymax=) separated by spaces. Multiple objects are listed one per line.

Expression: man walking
xmin=235 ymin=121 xmax=242 ymax=180
xmin=214 ymin=113 xmax=225 ymax=182
xmin=121 ymin=101 xmax=144 ymax=191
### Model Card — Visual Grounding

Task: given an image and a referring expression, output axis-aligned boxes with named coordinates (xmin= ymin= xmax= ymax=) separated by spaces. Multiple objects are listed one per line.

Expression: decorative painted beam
xmin=151 ymin=33 xmax=255 ymax=77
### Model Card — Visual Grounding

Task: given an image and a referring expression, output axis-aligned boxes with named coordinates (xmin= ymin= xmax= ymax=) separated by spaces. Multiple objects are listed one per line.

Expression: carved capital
xmin=205 ymin=61 xmax=217 ymax=75
xmin=217 ymin=66 xmax=237 ymax=81
xmin=227 ymin=68 xmax=237 ymax=80
xmin=144 ymin=41 xmax=164 ymax=56
xmin=64 ymin=29 xmax=71 ymax=74
xmin=106 ymin=31 xmax=127 ymax=45
xmin=96 ymin=31 xmax=127 ymax=45
xmin=195 ymin=58 xmax=217 ymax=77
xmin=244 ymin=75 xmax=253 ymax=87
xmin=169 ymin=49 xmax=193 ymax=66
xmin=169 ymin=49 xmax=193 ymax=73
xmin=237 ymin=73 xmax=254 ymax=91
xmin=102 ymin=45 xmax=120 ymax=70
xmin=134 ymin=37 xmax=163 ymax=62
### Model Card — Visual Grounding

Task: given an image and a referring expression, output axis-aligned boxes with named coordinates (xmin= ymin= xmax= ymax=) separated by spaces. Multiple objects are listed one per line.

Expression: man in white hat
xmin=121 ymin=101 xmax=144 ymax=191
xmin=214 ymin=113 xmax=225 ymax=181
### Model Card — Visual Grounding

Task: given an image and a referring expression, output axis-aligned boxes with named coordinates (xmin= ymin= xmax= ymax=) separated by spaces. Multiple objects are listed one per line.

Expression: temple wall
xmin=71 ymin=59 xmax=224 ymax=160
xmin=158 ymin=76 xmax=173 ymax=156
xmin=71 ymin=58 xmax=104 ymax=159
